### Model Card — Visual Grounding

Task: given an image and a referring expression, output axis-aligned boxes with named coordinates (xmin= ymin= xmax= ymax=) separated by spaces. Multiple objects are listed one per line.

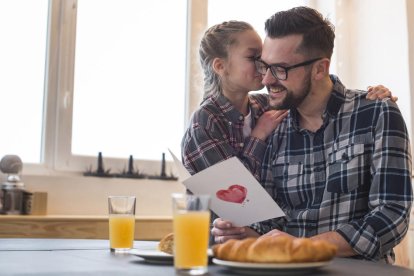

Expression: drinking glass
xmin=108 ymin=196 xmax=136 ymax=253
xmin=172 ymin=193 xmax=211 ymax=275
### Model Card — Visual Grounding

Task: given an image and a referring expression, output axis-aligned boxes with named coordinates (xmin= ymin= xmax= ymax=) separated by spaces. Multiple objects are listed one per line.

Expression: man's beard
xmin=269 ymin=75 xmax=311 ymax=110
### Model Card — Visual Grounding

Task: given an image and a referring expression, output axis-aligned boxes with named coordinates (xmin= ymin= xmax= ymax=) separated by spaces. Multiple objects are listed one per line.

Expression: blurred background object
xmin=0 ymin=155 xmax=25 ymax=214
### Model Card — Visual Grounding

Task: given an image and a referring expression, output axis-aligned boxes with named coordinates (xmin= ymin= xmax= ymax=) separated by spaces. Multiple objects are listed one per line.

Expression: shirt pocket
xmin=272 ymin=157 xmax=304 ymax=207
xmin=272 ymin=157 xmax=304 ymax=181
xmin=327 ymin=143 xmax=370 ymax=193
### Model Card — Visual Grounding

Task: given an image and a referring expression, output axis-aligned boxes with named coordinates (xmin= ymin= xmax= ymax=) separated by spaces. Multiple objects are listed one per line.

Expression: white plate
xmin=212 ymin=258 xmax=331 ymax=275
xmin=130 ymin=249 xmax=173 ymax=264
xmin=130 ymin=248 xmax=213 ymax=264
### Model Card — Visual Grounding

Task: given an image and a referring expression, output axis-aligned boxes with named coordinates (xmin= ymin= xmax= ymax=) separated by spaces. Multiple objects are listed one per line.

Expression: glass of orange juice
xmin=108 ymin=196 xmax=136 ymax=253
xmin=172 ymin=193 xmax=211 ymax=275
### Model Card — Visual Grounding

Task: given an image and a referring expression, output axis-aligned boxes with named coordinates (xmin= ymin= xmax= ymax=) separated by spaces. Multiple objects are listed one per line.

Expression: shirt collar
xmin=325 ymin=74 xmax=346 ymax=118
xmin=290 ymin=74 xmax=346 ymax=130
xmin=210 ymin=93 xmax=245 ymax=124
xmin=210 ymin=93 xmax=266 ymax=125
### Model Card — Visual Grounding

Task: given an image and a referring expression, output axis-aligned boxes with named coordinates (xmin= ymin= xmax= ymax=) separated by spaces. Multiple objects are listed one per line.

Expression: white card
xmin=168 ymin=149 xmax=191 ymax=181
xmin=169 ymin=150 xmax=284 ymax=227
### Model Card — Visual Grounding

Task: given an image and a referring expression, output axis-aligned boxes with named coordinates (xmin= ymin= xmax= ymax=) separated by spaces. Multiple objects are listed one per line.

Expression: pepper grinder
xmin=0 ymin=155 xmax=24 ymax=214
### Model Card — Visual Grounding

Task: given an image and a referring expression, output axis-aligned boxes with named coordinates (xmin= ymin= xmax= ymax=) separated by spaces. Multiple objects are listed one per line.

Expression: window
xmin=53 ymin=0 xmax=187 ymax=174
xmin=72 ymin=0 xmax=186 ymax=161
xmin=0 ymin=0 xmax=48 ymax=163
xmin=1 ymin=0 xmax=188 ymax=175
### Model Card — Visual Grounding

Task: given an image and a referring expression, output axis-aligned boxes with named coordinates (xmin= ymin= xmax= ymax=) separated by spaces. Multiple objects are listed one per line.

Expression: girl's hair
xmin=199 ymin=20 xmax=254 ymax=100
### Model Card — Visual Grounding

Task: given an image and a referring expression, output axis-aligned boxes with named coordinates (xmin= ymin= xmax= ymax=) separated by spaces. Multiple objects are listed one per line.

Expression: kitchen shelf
xmin=0 ymin=215 xmax=172 ymax=240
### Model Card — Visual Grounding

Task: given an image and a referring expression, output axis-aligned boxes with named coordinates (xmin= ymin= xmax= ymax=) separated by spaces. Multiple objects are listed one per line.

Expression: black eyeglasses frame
xmin=254 ymin=57 xmax=323 ymax=80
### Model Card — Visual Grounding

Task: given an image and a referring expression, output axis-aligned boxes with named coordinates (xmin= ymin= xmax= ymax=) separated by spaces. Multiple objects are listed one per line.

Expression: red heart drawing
xmin=216 ymin=184 xmax=247 ymax=204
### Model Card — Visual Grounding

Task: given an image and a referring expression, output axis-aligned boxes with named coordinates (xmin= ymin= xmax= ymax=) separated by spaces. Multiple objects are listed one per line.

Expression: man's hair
xmin=264 ymin=6 xmax=335 ymax=59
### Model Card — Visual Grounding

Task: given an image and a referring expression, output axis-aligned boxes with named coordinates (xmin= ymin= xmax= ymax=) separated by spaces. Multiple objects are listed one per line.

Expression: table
xmin=0 ymin=239 xmax=413 ymax=275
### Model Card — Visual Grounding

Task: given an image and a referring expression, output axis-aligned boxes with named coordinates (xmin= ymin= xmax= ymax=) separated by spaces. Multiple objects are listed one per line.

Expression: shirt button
xmin=228 ymin=121 xmax=232 ymax=126
xmin=222 ymin=134 xmax=227 ymax=138
xmin=240 ymin=143 xmax=244 ymax=147
xmin=238 ymin=115 xmax=244 ymax=121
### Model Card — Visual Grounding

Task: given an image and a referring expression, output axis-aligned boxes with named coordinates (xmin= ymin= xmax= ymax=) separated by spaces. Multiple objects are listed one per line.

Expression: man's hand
xmin=211 ymin=218 xmax=259 ymax=244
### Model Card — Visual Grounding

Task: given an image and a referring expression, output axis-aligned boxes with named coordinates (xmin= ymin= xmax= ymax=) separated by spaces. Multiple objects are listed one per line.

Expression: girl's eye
xmin=248 ymin=56 xmax=259 ymax=61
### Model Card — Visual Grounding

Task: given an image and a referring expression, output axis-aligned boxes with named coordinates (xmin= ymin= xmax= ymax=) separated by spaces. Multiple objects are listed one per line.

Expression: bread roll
xmin=291 ymin=238 xmax=317 ymax=262
xmin=212 ymin=239 xmax=237 ymax=260
xmin=157 ymin=233 xmax=174 ymax=255
xmin=212 ymin=235 xmax=337 ymax=263
xmin=247 ymin=235 xmax=293 ymax=263
xmin=227 ymin=238 xmax=257 ymax=262
xmin=311 ymin=240 xmax=338 ymax=261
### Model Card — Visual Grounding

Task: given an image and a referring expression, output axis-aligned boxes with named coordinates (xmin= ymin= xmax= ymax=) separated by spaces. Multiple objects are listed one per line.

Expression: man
xmin=212 ymin=6 xmax=412 ymax=263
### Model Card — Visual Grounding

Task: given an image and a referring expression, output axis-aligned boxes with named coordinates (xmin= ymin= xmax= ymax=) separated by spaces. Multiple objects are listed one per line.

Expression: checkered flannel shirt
xmin=252 ymin=76 xmax=413 ymax=263
xmin=181 ymin=92 xmax=269 ymax=179
xmin=181 ymin=92 xmax=269 ymax=233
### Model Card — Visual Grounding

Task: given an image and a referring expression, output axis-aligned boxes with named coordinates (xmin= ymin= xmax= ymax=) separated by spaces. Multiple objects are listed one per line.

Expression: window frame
xmin=23 ymin=0 xmax=198 ymax=175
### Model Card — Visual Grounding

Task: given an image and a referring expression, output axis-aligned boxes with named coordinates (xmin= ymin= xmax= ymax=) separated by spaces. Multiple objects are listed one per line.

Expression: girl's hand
xmin=251 ymin=110 xmax=288 ymax=141
xmin=367 ymin=85 xmax=398 ymax=102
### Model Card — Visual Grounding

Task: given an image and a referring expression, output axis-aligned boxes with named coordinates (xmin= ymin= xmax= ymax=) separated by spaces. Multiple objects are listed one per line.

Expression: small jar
xmin=0 ymin=180 xmax=24 ymax=214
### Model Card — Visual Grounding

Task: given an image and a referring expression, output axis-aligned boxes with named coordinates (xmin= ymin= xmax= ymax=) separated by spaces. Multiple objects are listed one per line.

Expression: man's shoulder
xmin=342 ymin=89 xmax=397 ymax=110
xmin=337 ymin=89 xmax=405 ymax=133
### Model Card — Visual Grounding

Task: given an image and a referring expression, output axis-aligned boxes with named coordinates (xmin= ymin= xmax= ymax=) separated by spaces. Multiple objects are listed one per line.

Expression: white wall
xmin=334 ymin=0 xmax=412 ymax=135
xmin=407 ymin=0 xmax=414 ymax=151
xmin=22 ymin=175 xmax=185 ymax=216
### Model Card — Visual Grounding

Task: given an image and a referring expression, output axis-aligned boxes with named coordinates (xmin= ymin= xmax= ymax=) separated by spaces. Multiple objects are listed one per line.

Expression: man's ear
xmin=212 ymin=57 xmax=225 ymax=76
xmin=313 ymin=58 xmax=330 ymax=80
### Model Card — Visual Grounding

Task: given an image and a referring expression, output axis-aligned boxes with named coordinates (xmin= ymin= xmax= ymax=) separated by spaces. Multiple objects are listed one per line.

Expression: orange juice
xmin=109 ymin=215 xmax=135 ymax=249
xmin=173 ymin=211 xmax=210 ymax=268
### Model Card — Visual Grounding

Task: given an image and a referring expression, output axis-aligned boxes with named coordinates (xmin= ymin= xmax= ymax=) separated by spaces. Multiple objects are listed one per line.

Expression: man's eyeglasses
xmin=254 ymin=57 xmax=323 ymax=80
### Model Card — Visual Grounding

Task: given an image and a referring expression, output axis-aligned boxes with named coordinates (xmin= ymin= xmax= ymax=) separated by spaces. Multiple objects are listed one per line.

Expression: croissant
xmin=212 ymin=238 xmax=257 ymax=262
xmin=157 ymin=232 xmax=174 ymax=254
xmin=212 ymin=235 xmax=337 ymax=263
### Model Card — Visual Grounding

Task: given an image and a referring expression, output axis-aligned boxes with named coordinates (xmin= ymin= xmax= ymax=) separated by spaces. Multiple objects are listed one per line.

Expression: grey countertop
xmin=0 ymin=238 xmax=413 ymax=275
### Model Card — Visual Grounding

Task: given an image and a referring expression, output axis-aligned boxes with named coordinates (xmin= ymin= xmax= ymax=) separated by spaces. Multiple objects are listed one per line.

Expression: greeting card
xmin=169 ymin=150 xmax=285 ymax=226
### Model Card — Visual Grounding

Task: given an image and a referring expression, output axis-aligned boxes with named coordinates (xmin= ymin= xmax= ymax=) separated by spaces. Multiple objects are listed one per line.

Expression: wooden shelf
xmin=0 ymin=215 xmax=172 ymax=240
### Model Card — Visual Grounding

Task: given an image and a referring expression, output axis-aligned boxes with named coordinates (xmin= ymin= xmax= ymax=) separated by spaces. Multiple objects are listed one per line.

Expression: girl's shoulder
xmin=188 ymin=99 xmax=224 ymax=125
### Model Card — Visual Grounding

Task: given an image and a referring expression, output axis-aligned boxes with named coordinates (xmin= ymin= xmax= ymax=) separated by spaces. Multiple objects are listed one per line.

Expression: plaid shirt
xmin=181 ymin=92 xmax=269 ymax=240
xmin=181 ymin=92 xmax=269 ymax=179
xmin=254 ymin=76 xmax=413 ymax=263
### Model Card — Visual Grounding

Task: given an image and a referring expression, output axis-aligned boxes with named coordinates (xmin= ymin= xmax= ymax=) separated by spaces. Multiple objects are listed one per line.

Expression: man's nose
xmin=261 ymin=68 xmax=278 ymax=86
